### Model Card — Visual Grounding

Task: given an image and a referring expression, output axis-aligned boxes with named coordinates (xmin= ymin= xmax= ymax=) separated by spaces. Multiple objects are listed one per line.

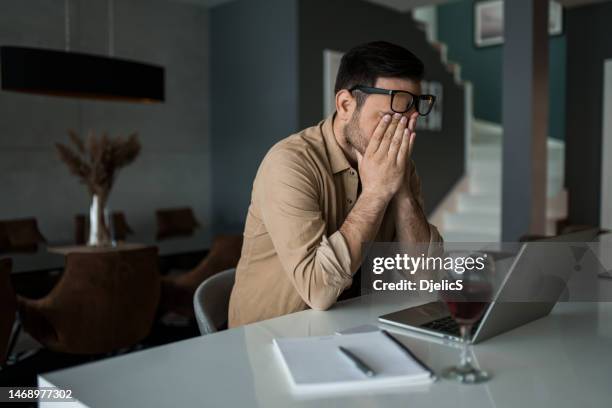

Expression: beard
xmin=343 ymin=108 xmax=368 ymax=155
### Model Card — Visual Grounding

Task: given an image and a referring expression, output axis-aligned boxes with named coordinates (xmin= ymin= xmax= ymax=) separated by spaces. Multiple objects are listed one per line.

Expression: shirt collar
xmin=321 ymin=114 xmax=352 ymax=174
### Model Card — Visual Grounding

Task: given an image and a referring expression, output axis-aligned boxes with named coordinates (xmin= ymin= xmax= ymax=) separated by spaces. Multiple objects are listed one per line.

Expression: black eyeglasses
xmin=349 ymin=85 xmax=436 ymax=116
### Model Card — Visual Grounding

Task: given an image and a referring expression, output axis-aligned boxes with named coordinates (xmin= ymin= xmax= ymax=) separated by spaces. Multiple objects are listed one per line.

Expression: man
xmin=228 ymin=41 xmax=443 ymax=327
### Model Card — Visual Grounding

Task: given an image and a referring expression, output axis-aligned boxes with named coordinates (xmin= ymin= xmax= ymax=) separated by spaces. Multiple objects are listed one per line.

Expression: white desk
xmin=39 ymin=285 xmax=612 ymax=408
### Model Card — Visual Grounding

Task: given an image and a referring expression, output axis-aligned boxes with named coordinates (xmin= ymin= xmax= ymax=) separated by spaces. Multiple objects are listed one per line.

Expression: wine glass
xmin=440 ymin=251 xmax=494 ymax=384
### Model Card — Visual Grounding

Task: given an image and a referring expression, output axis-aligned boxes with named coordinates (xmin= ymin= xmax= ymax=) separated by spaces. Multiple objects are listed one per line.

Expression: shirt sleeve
xmin=257 ymin=147 xmax=353 ymax=311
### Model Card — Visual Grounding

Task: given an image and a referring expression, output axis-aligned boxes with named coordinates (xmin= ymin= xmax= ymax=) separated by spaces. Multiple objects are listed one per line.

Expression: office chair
xmin=193 ymin=268 xmax=236 ymax=335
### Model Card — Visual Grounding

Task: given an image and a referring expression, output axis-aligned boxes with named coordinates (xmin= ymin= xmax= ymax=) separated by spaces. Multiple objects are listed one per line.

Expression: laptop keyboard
xmin=421 ymin=316 xmax=479 ymax=338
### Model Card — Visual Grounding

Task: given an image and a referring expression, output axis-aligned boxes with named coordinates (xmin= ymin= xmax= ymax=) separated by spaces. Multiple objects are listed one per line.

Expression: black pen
xmin=381 ymin=329 xmax=437 ymax=380
xmin=338 ymin=346 xmax=376 ymax=377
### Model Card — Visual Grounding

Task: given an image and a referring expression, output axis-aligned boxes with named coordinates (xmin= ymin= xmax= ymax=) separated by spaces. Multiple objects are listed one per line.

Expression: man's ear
xmin=335 ymin=89 xmax=355 ymax=122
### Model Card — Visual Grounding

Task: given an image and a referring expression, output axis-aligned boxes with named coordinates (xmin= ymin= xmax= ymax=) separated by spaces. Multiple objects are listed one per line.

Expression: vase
xmin=87 ymin=194 xmax=113 ymax=246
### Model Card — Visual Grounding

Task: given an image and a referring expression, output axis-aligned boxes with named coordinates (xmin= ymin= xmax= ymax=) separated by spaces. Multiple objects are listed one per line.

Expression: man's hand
xmin=396 ymin=112 xmax=418 ymax=199
xmin=355 ymin=113 xmax=411 ymax=202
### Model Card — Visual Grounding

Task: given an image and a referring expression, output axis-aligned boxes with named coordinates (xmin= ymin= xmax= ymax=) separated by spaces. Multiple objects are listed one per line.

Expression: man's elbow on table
xmin=302 ymin=274 xmax=351 ymax=312
xmin=306 ymin=295 xmax=337 ymax=311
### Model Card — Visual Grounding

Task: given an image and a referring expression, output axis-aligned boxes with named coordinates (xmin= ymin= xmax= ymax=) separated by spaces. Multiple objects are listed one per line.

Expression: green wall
xmin=437 ymin=0 xmax=566 ymax=140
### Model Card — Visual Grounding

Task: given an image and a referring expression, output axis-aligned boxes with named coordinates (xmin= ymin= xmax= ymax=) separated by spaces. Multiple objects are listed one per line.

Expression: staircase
xmin=440 ymin=120 xmax=567 ymax=242
xmin=411 ymin=8 xmax=567 ymax=242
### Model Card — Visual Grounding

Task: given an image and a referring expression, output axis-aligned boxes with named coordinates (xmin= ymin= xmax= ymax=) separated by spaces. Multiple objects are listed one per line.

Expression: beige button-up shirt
xmin=228 ymin=115 xmax=442 ymax=327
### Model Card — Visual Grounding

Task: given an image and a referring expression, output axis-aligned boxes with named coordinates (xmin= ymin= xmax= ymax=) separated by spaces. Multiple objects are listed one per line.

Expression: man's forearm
xmin=392 ymin=193 xmax=430 ymax=247
xmin=339 ymin=191 xmax=389 ymax=274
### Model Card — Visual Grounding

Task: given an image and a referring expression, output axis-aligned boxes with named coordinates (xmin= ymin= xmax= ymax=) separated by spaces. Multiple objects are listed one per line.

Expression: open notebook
xmin=273 ymin=331 xmax=435 ymax=394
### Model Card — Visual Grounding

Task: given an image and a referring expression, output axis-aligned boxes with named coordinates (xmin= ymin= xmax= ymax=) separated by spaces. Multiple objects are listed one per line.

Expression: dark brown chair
xmin=155 ymin=207 xmax=200 ymax=240
xmin=160 ymin=235 xmax=243 ymax=317
xmin=0 ymin=259 xmax=17 ymax=364
xmin=17 ymin=247 xmax=160 ymax=354
xmin=74 ymin=212 xmax=134 ymax=244
xmin=0 ymin=218 xmax=46 ymax=252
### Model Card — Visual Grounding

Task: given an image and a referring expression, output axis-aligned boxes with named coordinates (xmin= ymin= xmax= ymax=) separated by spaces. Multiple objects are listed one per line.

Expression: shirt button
xmin=349 ymin=170 xmax=356 ymax=176
xmin=347 ymin=199 xmax=353 ymax=204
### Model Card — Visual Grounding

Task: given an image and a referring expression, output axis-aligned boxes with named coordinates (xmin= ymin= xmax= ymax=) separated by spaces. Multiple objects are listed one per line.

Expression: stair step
xmin=472 ymin=120 xmax=503 ymax=142
xmin=456 ymin=191 xmax=567 ymax=216
xmin=444 ymin=212 xmax=500 ymax=235
xmin=471 ymin=145 xmax=501 ymax=156
xmin=441 ymin=230 xmax=500 ymax=243
xmin=443 ymin=215 xmax=560 ymax=239
xmin=457 ymin=193 xmax=500 ymax=212
xmin=469 ymin=160 xmax=565 ymax=175
xmin=468 ymin=174 xmax=564 ymax=196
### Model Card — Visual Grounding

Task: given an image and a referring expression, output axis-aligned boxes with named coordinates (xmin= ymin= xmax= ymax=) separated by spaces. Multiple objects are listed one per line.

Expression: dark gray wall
xmin=438 ymin=0 xmax=566 ymax=141
xmin=0 ymin=0 xmax=210 ymax=242
xmin=565 ymin=2 xmax=612 ymax=225
xmin=298 ymin=0 xmax=465 ymax=214
xmin=210 ymin=0 xmax=299 ymax=233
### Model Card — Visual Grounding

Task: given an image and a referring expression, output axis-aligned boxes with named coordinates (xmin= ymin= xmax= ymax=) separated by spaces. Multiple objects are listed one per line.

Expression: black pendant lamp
xmin=0 ymin=0 xmax=164 ymax=103
xmin=0 ymin=46 xmax=164 ymax=102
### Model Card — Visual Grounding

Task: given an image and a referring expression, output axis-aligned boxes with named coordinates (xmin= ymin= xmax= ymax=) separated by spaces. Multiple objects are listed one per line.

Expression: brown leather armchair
xmin=155 ymin=207 xmax=200 ymax=240
xmin=0 ymin=218 xmax=46 ymax=252
xmin=17 ymin=247 xmax=160 ymax=354
xmin=160 ymin=235 xmax=243 ymax=317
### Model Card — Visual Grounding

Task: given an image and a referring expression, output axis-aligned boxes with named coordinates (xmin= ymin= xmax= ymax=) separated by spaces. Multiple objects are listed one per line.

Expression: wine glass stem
xmin=460 ymin=324 xmax=472 ymax=368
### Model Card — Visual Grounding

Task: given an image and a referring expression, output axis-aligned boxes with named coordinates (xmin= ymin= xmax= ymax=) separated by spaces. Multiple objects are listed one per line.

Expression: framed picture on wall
xmin=474 ymin=0 xmax=563 ymax=48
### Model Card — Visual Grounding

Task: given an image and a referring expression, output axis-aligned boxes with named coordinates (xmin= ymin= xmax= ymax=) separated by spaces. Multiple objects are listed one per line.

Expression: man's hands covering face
xmin=355 ymin=112 xmax=417 ymax=202
xmin=396 ymin=112 xmax=418 ymax=199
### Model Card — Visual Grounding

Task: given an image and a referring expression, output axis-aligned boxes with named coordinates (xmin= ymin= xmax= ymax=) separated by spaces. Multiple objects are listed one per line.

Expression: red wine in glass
xmin=443 ymin=282 xmax=493 ymax=325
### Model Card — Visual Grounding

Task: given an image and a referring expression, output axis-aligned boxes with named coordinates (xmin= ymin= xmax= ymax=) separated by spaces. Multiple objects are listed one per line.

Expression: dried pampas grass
xmin=56 ymin=130 xmax=141 ymax=199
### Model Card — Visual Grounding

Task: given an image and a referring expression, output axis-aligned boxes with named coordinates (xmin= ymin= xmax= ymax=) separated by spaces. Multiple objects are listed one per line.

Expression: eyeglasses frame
xmin=348 ymin=85 xmax=436 ymax=116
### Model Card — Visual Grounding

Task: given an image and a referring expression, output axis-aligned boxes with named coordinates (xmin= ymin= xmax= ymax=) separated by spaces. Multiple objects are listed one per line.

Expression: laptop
xmin=378 ymin=228 xmax=600 ymax=344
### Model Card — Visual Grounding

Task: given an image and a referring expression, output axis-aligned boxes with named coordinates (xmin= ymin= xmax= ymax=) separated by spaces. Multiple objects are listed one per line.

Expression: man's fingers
xmin=367 ymin=114 xmax=391 ymax=154
xmin=379 ymin=113 xmax=406 ymax=156
xmin=397 ymin=128 xmax=410 ymax=166
xmin=377 ymin=113 xmax=402 ymax=155
xmin=388 ymin=116 xmax=407 ymax=158
xmin=408 ymin=132 xmax=416 ymax=156
xmin=397 ymin=131 xmax=416 ymax=167
xmin=408 ymin=112 xmax=418 ymax=133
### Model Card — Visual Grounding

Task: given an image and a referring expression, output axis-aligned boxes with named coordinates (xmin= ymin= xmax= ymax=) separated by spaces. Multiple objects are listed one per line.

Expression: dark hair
xmin=334 ymin=41 xmax=425 ymax=107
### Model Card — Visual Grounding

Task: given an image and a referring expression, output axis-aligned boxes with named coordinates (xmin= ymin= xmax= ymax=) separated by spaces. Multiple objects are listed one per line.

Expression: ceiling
xmin=171 ymin=0 xmax=611 ymax=11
